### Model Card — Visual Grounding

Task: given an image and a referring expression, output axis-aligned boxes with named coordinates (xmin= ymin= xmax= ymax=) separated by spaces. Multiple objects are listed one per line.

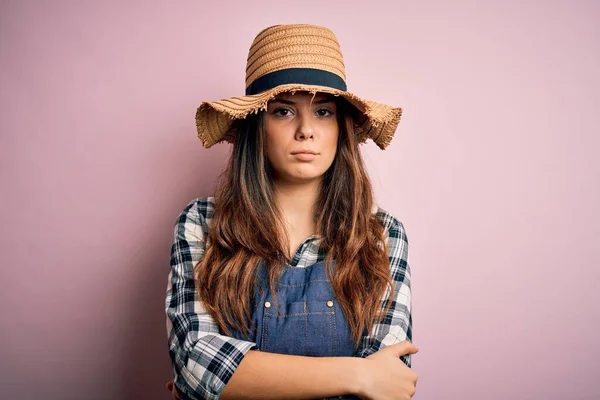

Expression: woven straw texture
xmin=195 ymin=24 xmax=402 ymax=150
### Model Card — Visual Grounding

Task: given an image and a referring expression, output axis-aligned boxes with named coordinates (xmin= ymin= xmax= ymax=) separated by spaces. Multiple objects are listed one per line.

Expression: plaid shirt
xmin=165 ymin=197 xmax=412 ymax=400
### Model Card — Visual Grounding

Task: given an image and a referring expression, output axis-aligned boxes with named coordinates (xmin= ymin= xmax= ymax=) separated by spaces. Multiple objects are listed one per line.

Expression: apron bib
xmin=226 ymin=260 xmax=361 ymax=399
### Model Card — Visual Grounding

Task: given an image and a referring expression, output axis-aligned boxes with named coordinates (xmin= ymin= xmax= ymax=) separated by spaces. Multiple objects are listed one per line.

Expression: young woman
xmin=165 ymin=24 xmax=418 ymax=400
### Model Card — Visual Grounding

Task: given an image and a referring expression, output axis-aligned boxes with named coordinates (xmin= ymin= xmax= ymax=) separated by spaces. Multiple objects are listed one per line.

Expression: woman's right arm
xmin=166 ymin=199 xmax=256 ymax=399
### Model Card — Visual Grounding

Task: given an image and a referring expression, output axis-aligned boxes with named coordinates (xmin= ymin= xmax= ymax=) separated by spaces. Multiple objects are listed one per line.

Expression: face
xmin=263 ymin=91 xmax=339 ymax=185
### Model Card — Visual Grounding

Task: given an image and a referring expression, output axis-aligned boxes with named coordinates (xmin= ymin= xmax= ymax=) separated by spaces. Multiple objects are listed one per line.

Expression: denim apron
xmin=227 ymin=259 xmax=361 ymax=399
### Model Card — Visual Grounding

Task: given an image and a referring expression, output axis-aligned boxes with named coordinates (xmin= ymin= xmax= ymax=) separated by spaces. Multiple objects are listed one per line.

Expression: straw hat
xmin=195 ymin=24 xmax=402 ymax=150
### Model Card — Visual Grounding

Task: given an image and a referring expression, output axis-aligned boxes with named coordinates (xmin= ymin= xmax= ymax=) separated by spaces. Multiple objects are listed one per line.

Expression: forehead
xmin=271 ymin=91 xmax=335 ymax=102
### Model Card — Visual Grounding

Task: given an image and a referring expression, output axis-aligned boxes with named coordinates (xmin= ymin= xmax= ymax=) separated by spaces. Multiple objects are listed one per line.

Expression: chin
xmin=272 ymin=163 xmax=328 ymax=183
xmin=286 ymin=170 xmax=325 ymax=183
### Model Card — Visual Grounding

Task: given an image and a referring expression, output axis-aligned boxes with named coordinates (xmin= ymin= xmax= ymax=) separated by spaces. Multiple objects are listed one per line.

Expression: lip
xmin=292 ymin=152 xmax=318 ymax=161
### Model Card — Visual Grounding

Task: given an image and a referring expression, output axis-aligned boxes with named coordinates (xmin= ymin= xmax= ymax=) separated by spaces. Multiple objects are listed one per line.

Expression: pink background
xmin=1 ymin=1 xmax=599 ymax=399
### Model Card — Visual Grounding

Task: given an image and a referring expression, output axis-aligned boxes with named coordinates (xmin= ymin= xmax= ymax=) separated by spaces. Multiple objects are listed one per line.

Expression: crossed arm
xmin=165 ymin=199 xmax=412 ymax=400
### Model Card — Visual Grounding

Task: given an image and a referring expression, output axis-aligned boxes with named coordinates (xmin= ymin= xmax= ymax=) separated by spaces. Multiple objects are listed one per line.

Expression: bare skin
xmin=272 ymin=178 xmax=320 ymax=259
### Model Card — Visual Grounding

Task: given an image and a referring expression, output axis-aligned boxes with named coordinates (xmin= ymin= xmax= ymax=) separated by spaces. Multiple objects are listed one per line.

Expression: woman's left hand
xmin=166 ymin=380 xmax=181 ymax=400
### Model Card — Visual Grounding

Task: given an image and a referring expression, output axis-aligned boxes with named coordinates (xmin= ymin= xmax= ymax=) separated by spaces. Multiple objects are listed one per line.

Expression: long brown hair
xmin=194 ymin=95 xmax=394 ymax=346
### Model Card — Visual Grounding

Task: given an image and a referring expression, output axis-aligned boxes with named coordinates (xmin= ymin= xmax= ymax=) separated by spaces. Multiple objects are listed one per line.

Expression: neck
xmin=273 ymin=179 xmax=321 ymax=223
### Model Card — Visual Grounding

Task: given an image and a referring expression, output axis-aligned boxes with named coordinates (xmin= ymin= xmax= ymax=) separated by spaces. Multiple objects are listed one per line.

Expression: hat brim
xmin=195 ymin=83 xmax=402 ymax=150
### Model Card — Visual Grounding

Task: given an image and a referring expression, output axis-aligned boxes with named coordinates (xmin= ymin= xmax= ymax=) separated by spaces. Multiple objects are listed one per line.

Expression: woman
xmin=166 ymin=24 xmax=418 ymax=400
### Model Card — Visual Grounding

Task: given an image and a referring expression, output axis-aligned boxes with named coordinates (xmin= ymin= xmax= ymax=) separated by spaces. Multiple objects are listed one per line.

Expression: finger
xmin=386 ymin=341 xmax=419 ymax=357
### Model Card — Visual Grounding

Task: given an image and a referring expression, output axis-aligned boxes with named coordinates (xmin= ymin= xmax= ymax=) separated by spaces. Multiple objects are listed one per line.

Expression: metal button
xmin=327 ymin=300 xmax=334 ymax=307
xmin=265 ymin=301 xmax=271 ymax=308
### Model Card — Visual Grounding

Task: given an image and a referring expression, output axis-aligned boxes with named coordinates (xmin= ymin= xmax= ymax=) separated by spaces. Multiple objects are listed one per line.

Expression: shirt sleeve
xmin=354 ymin=212 xmax=413 ymax=368
xmin=165 ymin=199 xmax=257 ymax=400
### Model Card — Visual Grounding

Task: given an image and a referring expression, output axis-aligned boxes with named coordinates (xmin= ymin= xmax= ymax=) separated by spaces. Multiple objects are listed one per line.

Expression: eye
xmin=272 ymin=107 xmax=293 ymax=117
xmin=316 ymin=108 xmax=334 ymax=117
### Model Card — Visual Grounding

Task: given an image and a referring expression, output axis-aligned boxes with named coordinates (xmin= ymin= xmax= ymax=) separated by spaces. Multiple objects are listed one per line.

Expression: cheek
xmin=264 ymin=132 xmax=287 ymax=167
xmin=264 ymin=119 xmax=290 ymax=147
xmin=326 ymin=125 xmax=340 ymax=154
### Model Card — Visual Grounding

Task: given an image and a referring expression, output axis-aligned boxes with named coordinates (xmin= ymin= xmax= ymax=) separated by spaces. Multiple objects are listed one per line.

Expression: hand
xmin=166 ymin=380 xmax=181 ymax=400
xmin=355 ymin=341 xmax=419 ymax=400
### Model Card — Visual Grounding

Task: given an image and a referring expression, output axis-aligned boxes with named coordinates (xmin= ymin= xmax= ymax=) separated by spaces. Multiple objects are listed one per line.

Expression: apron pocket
xmin=261 ymin=299 xmax=337 ymax=357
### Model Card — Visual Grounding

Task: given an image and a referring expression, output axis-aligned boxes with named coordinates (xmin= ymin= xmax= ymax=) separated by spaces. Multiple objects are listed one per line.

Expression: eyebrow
xmin=269 ymin=98 xmax=334 ymax=105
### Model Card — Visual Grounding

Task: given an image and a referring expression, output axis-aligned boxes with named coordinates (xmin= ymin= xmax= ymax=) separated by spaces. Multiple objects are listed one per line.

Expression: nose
xmin=295 ymin=111 xmax=314 ymax=141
